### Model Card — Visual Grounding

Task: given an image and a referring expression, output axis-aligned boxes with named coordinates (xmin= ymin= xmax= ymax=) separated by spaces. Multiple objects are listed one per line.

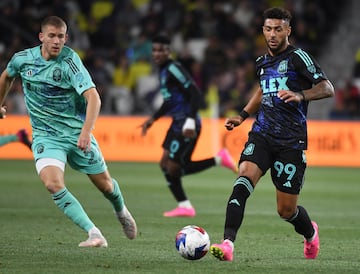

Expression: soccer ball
xmin=175 ymin=225 xmax=210 ymax=260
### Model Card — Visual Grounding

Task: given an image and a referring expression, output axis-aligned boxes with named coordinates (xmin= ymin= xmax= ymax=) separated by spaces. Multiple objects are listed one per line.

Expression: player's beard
xmin=267 ymin=39 xmax=288 ymax=56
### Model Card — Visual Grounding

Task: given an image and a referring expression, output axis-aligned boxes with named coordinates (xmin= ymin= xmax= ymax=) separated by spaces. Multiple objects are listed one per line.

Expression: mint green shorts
xmin=32 ymin=135 xmax=107 ymax=174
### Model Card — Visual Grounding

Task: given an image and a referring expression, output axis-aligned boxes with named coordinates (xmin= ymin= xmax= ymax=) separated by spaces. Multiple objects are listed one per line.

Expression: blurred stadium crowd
xmin=0 ymin=0 xmax=358 ymax=119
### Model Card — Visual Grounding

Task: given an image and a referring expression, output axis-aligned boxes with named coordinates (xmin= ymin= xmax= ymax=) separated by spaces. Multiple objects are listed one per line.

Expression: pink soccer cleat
xmin=304 ymin=221 xmax=320 ymax=259
xmin=163 ymin=207 xmax=196 ymax=217
xmin=217 ymin=148 xmax=238 ymax=173
xmin=210 ymin=240 xmax=234 ymax=261
xmin=16 ymin=129 xmax=32 ymax=150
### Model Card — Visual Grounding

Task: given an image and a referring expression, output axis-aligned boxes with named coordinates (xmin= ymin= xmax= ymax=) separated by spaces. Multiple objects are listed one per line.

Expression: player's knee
xmin=96 ymin=177 xmax=114 ymax=193
xmin=101 ymin=181 xmax=114 ymax=193
xmin=164 ymin=161 xmax=181 ymax=177
xmin=167 ymin=169 xmax=181 ymax=178
xmin=43 ymin=180 xmax=65 ymax=194
xmin=159 ymin=161 xmax=166 ymax=171
xmin=40 ymin=173 xmax=64 ymax=194
xmin=277 ymin=206 xmax=297 ymax=219
xmin=88 ymin=173 xmax=113 ymax=193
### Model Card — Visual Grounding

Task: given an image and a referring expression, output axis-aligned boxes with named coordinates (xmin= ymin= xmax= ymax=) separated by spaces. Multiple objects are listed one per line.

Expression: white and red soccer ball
xmin=175 ymin=225 xmax=210 ymax=260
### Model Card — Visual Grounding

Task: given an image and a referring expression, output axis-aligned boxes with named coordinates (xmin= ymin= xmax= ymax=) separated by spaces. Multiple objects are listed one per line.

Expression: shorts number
xmin=170 ymin=140 xmax=180 ymax=153
xmin=274 ymin=161 xmax=296 ymax=181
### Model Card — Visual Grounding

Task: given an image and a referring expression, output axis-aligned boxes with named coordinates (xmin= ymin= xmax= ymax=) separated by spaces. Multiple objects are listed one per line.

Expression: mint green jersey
xmin=6 ymin=45 xmax=95 ymax=138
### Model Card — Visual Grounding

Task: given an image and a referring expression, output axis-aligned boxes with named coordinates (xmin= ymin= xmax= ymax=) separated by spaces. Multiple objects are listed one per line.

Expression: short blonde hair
xmin=41 ymin=16 xmax=67 ymax=32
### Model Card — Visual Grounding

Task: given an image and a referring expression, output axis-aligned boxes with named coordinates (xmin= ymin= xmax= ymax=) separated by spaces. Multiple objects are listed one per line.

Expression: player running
xmin=210 ymin=7 xmax=334 ymax=261
xmin=0 ymin=16 xmax=137 ymax=247
xmin=140 ymin=34 xmax=238 ymax=218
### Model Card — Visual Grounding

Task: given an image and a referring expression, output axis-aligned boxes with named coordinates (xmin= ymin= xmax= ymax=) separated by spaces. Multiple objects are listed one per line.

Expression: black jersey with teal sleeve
xmin=252 ymin=45 xmax=328 ymax=150
xmin=152 ymin=60 xmax=202 ymax=133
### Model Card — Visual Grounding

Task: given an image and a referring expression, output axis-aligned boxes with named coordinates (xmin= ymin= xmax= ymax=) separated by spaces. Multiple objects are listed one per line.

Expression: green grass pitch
xmin=0 ymin=160 xmax=359 ymax=273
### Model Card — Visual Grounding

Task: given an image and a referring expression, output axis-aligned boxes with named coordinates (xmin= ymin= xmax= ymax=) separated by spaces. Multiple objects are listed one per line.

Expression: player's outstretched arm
xmin=224 ymin=84 xmax=262 ymax=131
xmin=0 ymin=70 xmax=15 ymax=118
xmin=140 ymin=117 xmax=154 ymax=136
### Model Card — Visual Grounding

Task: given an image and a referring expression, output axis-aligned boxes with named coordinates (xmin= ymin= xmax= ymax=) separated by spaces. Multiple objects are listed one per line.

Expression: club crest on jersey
xmin=52 ymin=68 xmax=62 ymax=82
xmin=36 ymin=144 xmax=44 ymax=154
xmin=277 ymin=60 xmax=288 ymax=74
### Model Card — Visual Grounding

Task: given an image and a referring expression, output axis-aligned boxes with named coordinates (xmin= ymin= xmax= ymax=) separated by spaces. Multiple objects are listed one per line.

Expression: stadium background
xmin=1 ymin=0 xmax=360 ymax=165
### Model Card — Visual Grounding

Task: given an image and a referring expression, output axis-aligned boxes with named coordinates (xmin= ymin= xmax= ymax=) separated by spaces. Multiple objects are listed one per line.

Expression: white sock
xmin=223 ymin=239 xmax=234 ymax=250
xmin=178 ymin=200 xmax=192 ymax=208
xmin=306 ymin=229 xmax=317 ymax=242
xmin=215 ymin=156 xmax=221 ymax=166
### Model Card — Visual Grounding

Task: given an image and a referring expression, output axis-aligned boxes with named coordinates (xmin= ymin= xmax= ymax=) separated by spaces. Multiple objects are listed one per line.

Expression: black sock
xmin=224 ymin=176 xmax=254 ymax=242
xmin=285 ymin=205 xmax=315 ymax=239
xmin=182 ymin=158 xmax=216 ymax=175
xmin=164 ymin=173 xmax=187 ymax=202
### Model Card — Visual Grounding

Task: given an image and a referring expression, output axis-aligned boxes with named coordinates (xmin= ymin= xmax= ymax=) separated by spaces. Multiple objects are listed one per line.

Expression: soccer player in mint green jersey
xmin=0 ymin=16 xmax=137 ymax=247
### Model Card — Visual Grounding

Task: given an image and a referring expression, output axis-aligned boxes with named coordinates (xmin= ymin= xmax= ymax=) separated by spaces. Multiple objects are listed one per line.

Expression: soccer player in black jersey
xmin=210 ymin=7 xmax=334 ymax=261
xmin=140 ymin=34 xmax=237 ymax=218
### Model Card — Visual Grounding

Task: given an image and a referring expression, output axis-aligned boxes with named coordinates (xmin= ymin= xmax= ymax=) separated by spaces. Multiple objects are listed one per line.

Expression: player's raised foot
xmin=79 ymin=233 xmax=108 ymax=248
xmin=116 ymin=206 xmax=137 ymax=239
xmin=217 ymin=148 xmax=238 ymax=173
xmin=163 ymin=206 xmax=196 ymax=217
xmin=304 ymin=221 xmax=320 ymax=259
xmin=16 ymin=129 xmax=32 ymax=150
xmin=210 ymin=240 xmax=234 ymax=261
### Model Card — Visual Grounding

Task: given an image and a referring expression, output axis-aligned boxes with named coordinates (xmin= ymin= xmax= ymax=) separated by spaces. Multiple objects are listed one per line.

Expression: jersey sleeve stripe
xmin=169 ymin=63 xmax=187 ymax=84
xmin=13 ymin=51 xmax=27 ymax=57
xmin=294 ymin=49 xmax=313 ymax=67
xmin=64 ymin=58 xmax=80 ymax=74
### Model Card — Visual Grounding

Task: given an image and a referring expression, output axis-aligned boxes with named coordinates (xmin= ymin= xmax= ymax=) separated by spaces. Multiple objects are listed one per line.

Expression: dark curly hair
xmin=263 ymin=7 xmax=292 ymax=23
xmin=152 ymin=34 xmax=171 ymax=45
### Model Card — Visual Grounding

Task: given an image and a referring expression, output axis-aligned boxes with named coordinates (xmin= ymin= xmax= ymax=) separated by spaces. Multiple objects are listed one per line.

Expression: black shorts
xmin=162 ymin=127 xmax=200 ymax=165
xmin=240 ymin=132 xmax=306 ymax=194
